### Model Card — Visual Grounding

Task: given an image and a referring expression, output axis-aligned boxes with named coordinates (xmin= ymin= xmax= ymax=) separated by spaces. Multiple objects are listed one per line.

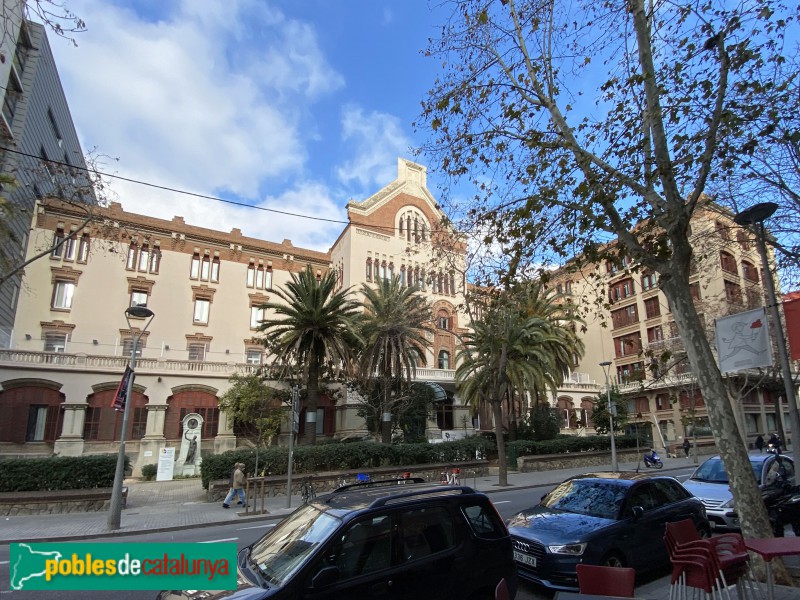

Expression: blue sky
xmin=48 ymin=0 xmax=450 ymax=252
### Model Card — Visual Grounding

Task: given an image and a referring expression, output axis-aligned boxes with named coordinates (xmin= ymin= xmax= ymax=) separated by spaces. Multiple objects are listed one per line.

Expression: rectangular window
xmin=47 ymin=107 xmax=63 ymax=145
xmin=131 ymin=408 xmax=147 ymax=439
xmin=127 ymin=243 xmax=137 ymax=270
xmin=121 ymin=337 xmax=143 ymax=358
xmin=77 ymin=234 xmax=90 ymax=263
xmin=644 ymin=297 xmax=660 ymax=319
xmin=149 ymin=247 xmax=161 ymax=273
xmin=52 ymin=281 xmax=75 ymax=309
xmin=130 ymin=290 xmax=148 ymax=308
xmin=193 ymin=299 xmax=210 ymax=324
xmin=44 ymin=332 xmax=67 ymax=352
xmin=647 ymin=325 xmax=664 ymax=344
xmin=724 ymin=280 xmax=742 ymax=304
xmin=641 ymin=272 xmax=657 ymax=291
xmin=200 ymin=256 xmax=210 ymax=280
xmin=26 ymin=405 xmax=48 ymax=441
xmin=250 ymin=306 xmax=264 ymax=329
xmin=264 ymin=266 xmax=272 ymax=289
xmin=246 ymin=349 xmax=262 ymax=364
xmin=63 ymin=235 xmax=76 ymax=261
xmin=247 ymin=264 xmax=255 ymax=287
xmin=255 ymin=266 xmax=264 ymax=288
xmin=210 ymin=257 xmax=220 ymax=283
xmin=83 ymin=406 xmax=101 ymax=440
xmin=51 ymin=229 xmax=65 ymax=258
xmin=138 ymin=245 xmax=150 ymax=271
xmin=188 ymin=343 xmax=206 ymax=362
xmin=190 ymin=254 xmax=200 ymax=279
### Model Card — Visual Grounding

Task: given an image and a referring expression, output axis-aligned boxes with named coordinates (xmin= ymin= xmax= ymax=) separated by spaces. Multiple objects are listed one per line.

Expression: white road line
xmin=236 ymin=524 xmax=276 ymax=531
xmin=0 ymin=561 xmax=9 ymax=565
xmin=199 ymin=538 xmax=239 ymax=544
xmin=492 ymin=500 xmax=512 ymax=504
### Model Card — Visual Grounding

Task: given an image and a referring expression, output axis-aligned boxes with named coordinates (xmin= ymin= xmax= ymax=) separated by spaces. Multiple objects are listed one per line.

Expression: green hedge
xmin=141 ymin=464 xmax=157 ymax=481
xmin=506 ymin=434 xmax=641 ymax=457
xmin=201 ymin=437 xmax=494 ymax=490
xmin=0 ymin=454 xmax=126 ymax=492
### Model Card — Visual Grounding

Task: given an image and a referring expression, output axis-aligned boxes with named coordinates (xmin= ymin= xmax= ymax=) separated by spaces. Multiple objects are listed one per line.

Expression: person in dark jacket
xmin=682 ymin=438 xmax=691 ymax=458
xmin=755 ymin=434 xmax=764 ymax=453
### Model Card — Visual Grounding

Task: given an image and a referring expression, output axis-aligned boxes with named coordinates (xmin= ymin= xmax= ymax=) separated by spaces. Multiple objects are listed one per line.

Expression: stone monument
xmin=176 ymin=412 xmax=204 ymax=476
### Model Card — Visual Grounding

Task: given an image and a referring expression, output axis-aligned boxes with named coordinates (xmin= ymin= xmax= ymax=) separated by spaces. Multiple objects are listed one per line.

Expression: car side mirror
xmin=310 ymin=566 xmax=340 ymax=589
xmin=631 ymin=506 xmax=644 ymax=520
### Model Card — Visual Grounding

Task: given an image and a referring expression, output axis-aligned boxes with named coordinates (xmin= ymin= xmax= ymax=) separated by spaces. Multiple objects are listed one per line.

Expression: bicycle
xmin=300 ymin=478 xmax=316 ymax=503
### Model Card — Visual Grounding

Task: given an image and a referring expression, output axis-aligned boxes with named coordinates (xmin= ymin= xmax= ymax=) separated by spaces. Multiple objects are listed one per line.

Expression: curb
xmin=1 ymin=463 xmax=695 ymax=544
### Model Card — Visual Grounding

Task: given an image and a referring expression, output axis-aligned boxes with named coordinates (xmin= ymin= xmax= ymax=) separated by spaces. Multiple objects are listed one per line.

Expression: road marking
xmin=199 ymin=538 xmax=239 ymax=544
xmin=492 ymin=500 xmax=512 ymax=504
xmin=0 ymin=561 xmax=8 ymax=565
xmin=237 ymin=524 xmax=276 ymax=531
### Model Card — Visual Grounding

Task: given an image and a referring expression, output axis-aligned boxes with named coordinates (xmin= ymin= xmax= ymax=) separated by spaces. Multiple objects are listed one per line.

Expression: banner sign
xmin=111 ymin=366 xmax=134 ymax=411
xmin=714 ymin=307 xmax=772 ymax=373
xmin=9 ymin=542 xmax=237 ymax=591
xmin=783 ymin=296 xmax=800 ymax=360
xmin=156 ymin=447 xmax=175 ymax=481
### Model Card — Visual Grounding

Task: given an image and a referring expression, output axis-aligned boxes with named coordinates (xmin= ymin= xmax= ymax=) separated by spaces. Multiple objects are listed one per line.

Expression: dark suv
xmin=157 ymin=479 xmax=517 ymax=600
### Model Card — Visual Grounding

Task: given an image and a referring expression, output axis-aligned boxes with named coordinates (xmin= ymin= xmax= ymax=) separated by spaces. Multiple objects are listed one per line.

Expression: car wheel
xmin=601 ymin=552 xmax=626 ymax=568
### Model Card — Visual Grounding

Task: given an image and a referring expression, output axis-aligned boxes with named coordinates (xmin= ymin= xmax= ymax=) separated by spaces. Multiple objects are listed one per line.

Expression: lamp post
xmin=285 ymin=384 xmax=299 ymax=509
xmin=734 ymin=202 xmax=800 ymax=459
xmin=599 ymin=360 xmax=619 ymax=471
xmin=107 ymin=305 xmax=155 ymax=530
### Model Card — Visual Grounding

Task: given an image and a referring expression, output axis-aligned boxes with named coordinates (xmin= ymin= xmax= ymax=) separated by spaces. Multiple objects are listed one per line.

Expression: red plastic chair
xmin=668 ymin=552 xmax=724 ymax=600
xmin=576 ymin=564 xmax=636 ymax=597
xmin=494 ymin=577 xmax=510 ymax=600
xmin=665 ymin=521 xmax=756 ymax=600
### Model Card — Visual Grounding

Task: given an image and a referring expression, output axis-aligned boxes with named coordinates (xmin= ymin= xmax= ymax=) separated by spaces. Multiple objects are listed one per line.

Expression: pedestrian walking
xmin=682 ymin=438 xmax=691 ymax=458
xmin=222 ymin=462 xmax=246 ymax=508
xmin=755 ymin=434 xmax=764 ymax=453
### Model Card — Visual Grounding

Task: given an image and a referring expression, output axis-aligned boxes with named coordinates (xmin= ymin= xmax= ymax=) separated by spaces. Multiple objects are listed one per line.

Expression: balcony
xmin=0 ymin=350 xmax=457 ymax=383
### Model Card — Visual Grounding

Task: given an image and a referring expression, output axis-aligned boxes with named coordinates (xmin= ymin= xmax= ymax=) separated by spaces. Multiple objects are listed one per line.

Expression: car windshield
xmin=250 ymin=504 xmax=341 ymax=586
xmin=541 ymin=479 xmax=627 ymax=520
xmin=690 ymin=458 xmax=762 ymax=484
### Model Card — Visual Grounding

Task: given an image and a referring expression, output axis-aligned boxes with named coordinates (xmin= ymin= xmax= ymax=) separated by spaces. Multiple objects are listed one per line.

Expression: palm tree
xmin=257 ymin=265 xmax=363 ymax=445
xmin=457 ymin=287 xmax=584 ymax=486
xmin=359 ymin=276 xmax=433 ymax=443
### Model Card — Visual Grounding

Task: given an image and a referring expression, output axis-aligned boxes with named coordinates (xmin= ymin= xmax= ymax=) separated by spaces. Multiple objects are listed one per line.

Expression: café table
xmin=744 ymin=537 xmax=800 ymax=600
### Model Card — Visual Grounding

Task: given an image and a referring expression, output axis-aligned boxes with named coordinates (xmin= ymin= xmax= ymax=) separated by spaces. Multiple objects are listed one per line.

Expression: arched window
xmin=399 ymin=218 xmax=404 ymax=235
xmin=366 ymin=258 xmax=372 ymax=282
xmin=406 ymin=216 xmax=412 ymax=241
xmin=438 ymin=350 xmax=450 ymax=370
xmin=450 ymin=273 xmax=456 ymax=295
xmin=444 ymin=273 xmax=450 ymax=295
xmin=400 ymin=265 xmax=406 ymax=286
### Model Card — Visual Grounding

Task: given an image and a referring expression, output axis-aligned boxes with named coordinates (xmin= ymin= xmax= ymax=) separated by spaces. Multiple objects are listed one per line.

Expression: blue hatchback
xmin=507 ymin=472 xmax=708 ymax=591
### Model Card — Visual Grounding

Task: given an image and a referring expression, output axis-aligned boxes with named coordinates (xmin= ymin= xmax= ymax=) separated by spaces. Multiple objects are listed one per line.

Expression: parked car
xmin=157 ymin=478 xmax=517 ymax=600
xmin=682 ymin=453 xmax=796 ymax=530
xmin=507 ymin=472 xmax=709 ymax=591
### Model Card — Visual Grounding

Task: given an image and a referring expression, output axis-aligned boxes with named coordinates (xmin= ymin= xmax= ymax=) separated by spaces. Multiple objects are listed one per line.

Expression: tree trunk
xmin=662 ymin=270 xmax=773 ymax=541
xmin=492 ymin=398 xmax=508 ymax=487
xmin=381 ymin=377 xmax=392 ymax=444
xmin=304 ymin=359 xmax=319 ymax=445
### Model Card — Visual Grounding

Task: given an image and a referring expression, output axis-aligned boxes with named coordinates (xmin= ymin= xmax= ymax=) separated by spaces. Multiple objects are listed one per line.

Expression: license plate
xmin=514 ymin=550 xmax=537 ymax=568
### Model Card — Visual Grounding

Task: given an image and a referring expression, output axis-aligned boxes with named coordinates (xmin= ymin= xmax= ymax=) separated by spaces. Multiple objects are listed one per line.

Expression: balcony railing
xmin=0 ymin=350 xmax=457 ymax=383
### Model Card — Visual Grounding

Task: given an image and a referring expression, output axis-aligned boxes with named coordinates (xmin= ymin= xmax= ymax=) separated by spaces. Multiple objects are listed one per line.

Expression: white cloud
xmin=49 ymin=0 xmax=345 ymax=232
xmin=335 ymin=104 xmax=413 ymax=190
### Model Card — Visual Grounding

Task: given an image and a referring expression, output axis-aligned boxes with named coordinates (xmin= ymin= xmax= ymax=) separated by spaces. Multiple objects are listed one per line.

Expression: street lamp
xmin=107 ymin=304 xmax=155 ymax=530
xmin=599 ymin=360 xmax=619 ymax=471
xmin=734 ymin=202 xmax=800 ymax=459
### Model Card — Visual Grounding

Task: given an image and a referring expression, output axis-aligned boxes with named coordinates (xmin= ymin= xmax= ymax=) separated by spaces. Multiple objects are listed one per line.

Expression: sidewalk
xmin=2 ymin=455 xmax=797 ymax=599
xmin=0 ymin=457 xmax=695 ymax=544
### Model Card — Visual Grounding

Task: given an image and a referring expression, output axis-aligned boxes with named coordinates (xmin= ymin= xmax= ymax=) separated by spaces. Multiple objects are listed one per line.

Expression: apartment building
xmin=0 ymin=158 xmax=470 ymax=470
xmin=1 ymin=5 xmax=94 ymax=346
xmin=549 ymin=204 xmax=792 ymax=452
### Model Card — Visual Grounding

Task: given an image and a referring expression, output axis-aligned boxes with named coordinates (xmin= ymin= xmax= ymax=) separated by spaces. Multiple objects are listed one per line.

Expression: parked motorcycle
xmin=767 ymin=442 xmax=782 ymax=455
xmin=643 ymin=450 xmax=664 ymax=469
xmin=762 ymin=480 xmax=800 ymax=536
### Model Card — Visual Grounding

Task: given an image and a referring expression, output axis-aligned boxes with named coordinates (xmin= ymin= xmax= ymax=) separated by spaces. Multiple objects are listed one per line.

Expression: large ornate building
xmin=0 ymin=158 xmax=471 ymax=471
xmin=546 ymin=204 xmax=794 ymax=453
